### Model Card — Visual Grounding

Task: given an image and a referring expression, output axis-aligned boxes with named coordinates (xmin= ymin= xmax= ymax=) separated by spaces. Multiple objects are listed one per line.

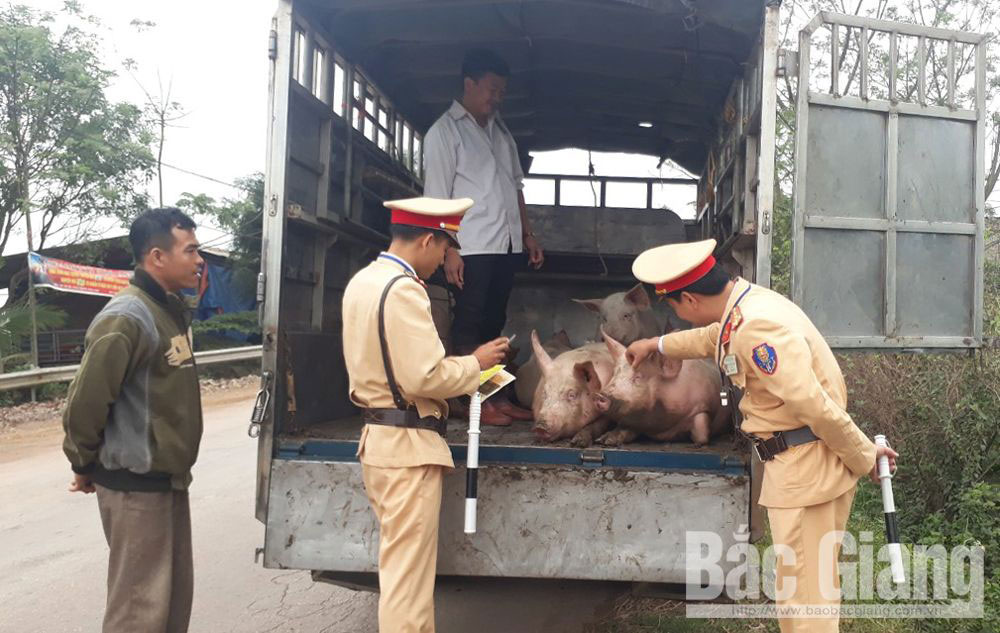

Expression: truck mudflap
xmin=264 ymin=440 xmax=750 ymax=584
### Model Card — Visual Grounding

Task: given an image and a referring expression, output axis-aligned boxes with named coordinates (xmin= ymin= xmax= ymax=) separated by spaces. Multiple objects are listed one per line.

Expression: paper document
xmin=477 ymin=365 xmax=516 ymax=401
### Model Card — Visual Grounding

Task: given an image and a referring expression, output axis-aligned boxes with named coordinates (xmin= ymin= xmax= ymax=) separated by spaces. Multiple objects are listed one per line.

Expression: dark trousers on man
xmin=449 ymin=252 xmax=524 ymax=353
xmin=96 ymin=485 xmax=194 ymax=633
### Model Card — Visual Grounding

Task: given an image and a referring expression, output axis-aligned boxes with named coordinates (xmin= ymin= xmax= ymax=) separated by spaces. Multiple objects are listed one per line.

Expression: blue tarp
xmin=187 ymin=263 xmax=256 ymax=342
xmin=194 ymin=262 xmax=255 ymax=320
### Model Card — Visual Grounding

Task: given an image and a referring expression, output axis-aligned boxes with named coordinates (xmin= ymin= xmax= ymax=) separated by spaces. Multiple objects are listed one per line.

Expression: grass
xmin=593 ymin=481 xmax=930 ymax=633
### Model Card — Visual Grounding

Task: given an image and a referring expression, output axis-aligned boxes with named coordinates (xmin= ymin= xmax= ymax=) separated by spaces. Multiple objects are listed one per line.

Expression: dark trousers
xmin=449 ymin=252 xmax=524 ymax=353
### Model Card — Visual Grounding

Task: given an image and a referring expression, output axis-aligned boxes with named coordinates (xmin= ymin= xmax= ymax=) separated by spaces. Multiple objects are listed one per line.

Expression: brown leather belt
xmin=363 ymin=409 xmax=448 ymax=437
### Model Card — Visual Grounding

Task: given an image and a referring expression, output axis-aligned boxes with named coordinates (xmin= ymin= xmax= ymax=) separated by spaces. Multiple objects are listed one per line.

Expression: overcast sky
xmin=4 ymin=0 xmax=275 ymax=255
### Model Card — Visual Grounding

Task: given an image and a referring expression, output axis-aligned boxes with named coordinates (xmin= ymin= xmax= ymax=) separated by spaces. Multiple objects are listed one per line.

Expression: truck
xmin=251 ymin=0 xmax=987 ymax=593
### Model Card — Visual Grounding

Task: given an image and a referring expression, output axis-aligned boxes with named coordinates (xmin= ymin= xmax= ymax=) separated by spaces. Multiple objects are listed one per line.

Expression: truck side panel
xmin=264 ymin=459 xmax=748 ymax=584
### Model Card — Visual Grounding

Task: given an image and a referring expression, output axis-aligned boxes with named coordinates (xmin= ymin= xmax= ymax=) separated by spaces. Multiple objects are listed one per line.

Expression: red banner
xmin=28 ymin=252 xmax=132 ymax=297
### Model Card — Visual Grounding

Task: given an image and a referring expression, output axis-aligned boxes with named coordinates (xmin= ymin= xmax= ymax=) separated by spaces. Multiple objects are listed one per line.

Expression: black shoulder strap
xmin=378 ymin=274 xmax=412 ymax=410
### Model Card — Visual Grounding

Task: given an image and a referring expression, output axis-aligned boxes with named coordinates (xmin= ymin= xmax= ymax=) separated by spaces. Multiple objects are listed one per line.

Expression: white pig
xmin=573 ymin=284 xmax=662 ymax=345
xmin=529 ymin=331 xmax=616 ymax=447
xmin=514 ymin=330 xmax=572 ymax=409
xmin=593 ymin=330 xmax=730 ymax=447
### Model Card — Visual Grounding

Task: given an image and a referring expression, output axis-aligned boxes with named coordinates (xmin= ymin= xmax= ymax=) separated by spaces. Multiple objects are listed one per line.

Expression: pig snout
xmin=532 ymin=419 xmax=555 ymax=441
xmin=594 ymin=391 xmax=627 ymax=417
xmin=593 ymin=392 xmax=612 ymax=412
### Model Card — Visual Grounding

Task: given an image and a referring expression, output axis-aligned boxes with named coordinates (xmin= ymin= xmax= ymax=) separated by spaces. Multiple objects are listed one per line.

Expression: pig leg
xmin=597 ymin=428 xmax=639 ymax=447
xmin=570 ymin=417 xmax=614 ymax=448
xmin=689 ymin=412 xmax=712 ymax=447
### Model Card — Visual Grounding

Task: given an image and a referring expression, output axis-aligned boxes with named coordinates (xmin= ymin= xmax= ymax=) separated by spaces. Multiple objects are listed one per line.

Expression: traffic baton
xmin=464 ymin=392 xmax=482 ymax=534
xmin=875 ymin=434 xmax=905 ymax=584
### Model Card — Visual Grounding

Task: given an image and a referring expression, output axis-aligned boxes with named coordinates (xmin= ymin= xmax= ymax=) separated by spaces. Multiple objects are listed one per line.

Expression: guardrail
xmin=0 ymin=345 xmax=262 ymax=392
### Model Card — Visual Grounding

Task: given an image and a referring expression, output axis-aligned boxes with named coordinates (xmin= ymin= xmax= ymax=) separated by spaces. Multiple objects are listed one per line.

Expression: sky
xmin=7 ymin=0 xmax=277 ymax=255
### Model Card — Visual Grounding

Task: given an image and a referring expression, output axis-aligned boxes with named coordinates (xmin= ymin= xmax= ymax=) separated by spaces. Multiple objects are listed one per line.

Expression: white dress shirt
xmin=422 ymin=101 xmax=525 ymax=256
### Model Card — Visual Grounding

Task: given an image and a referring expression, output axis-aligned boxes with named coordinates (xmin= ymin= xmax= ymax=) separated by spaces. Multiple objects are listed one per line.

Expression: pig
xmin=529 ymin=331 xmax=616 ymax=447
xmin=573 ymin=284 xmax=662 ymax=345
xmin=593 ymin=330 xmax=730 ymax=447
xmin=514 ymin=330 xmax=573 ymax=409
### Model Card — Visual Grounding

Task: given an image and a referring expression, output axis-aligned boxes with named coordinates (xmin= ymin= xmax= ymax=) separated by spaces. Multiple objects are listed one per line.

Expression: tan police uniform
xmin=342 ymin=197 xmax=482 ymax=633
xmin=634 ymin=239 xmax=878 ymax=633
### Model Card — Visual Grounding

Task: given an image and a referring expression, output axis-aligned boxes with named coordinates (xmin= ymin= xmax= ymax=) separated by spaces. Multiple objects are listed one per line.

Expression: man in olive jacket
xmin=63 ymin=207 xmax=205 ymax=633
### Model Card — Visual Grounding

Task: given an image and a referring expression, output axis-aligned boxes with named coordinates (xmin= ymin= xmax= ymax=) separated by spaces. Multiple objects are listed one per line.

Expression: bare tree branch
xmin=987 ymin=120 xmax=1000 ymax=202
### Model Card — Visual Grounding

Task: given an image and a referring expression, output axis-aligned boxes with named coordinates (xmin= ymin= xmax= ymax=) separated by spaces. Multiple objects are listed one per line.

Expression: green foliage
xmin=177 ymin=173 xmax=263 ymax=297
xmin=0 ymin=4 xmax=154 ymax=250
xmin=190 ymin=310 xmax=259 ymax=339
xmin=0 ymin=298 xmax=66 ymax=357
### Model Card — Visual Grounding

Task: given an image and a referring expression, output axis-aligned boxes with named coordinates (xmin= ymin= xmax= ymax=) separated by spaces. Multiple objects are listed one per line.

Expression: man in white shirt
xmin=423 ymin=48 xmax=543 ymax=426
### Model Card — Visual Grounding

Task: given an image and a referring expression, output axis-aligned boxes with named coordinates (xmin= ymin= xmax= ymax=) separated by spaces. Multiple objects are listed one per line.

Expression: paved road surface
xmin=0 ymin=388 xmax=620 ymax=633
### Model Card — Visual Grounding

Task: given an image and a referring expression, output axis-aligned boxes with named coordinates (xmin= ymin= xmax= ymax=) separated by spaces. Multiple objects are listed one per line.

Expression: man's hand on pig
xmin=626 ymin=337 xmax=661 ymax=369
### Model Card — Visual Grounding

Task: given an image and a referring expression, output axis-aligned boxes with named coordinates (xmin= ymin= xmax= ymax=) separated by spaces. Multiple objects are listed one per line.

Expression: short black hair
xmin=129 ymin=207 xmax=197 ymax=261
xmin=462 ymin=48 xmax=510 ymax=82
xmin=663 ymin=265 xmax=732 ymax=300
xmin=389 ymin=224 xmax=452 ymax=245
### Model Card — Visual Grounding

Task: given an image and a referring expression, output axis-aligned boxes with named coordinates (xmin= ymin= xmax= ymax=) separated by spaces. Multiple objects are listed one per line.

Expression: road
xmin=0 ymin=388 xmax=621 ymax=633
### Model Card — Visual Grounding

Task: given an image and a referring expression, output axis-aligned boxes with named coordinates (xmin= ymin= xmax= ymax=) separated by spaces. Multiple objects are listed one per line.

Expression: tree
xmin=0 ymin=297 xmax=66 ymax=372
xmin=0 ymin=3 xmax=154 ymax=253
xmin=123 ymin=19 xmax=187 ymax=208
xmin=177 ymin=173 xmax=264 ymax=297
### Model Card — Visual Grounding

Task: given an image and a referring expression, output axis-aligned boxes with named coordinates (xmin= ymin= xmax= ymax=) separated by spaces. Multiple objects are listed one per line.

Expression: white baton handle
xmin=464 ymin=392 xmax=482 ymax=534
xmin=875 ymin=434 xmax=905 ymax=584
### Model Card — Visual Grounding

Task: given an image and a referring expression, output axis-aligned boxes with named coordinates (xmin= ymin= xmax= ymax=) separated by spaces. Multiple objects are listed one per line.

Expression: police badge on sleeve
xmin=752 ymin=343 xmax=778 ymax=375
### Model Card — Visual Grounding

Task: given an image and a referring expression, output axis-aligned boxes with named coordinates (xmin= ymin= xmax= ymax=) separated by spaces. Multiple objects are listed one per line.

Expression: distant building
xmin=0 ymin=237 xmax=254 ymax=366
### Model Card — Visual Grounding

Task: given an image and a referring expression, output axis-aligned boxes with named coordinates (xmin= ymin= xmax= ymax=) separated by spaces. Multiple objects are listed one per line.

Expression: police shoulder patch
xmin=752 ymin=342 xmax=778 ymax=375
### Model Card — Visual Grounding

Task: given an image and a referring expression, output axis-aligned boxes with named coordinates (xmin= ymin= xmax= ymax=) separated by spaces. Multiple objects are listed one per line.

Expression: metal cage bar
xmin=917 ymin=36 xmax=927 ymax=105
xmin=831 ymin=23 xmax=840 ymax=96
xmin=947 ymin=39 xmax=956 ymax=109
xmin=860 ymin=26 xmax=869 ymax=100
xmin=791 ymin=27 xmax=811 ymax=308
xmin=816 ymin=11 xmax=985 ymax=44
xmin=793 ymin=11 xmax=985 ymax=349
xmin=973 ymin=42 xmax=987 ymax=344
xmin=889 ymin=32 xmax=898 ymax=103
xmin=885 ymin=111 xmax=899 ymax=337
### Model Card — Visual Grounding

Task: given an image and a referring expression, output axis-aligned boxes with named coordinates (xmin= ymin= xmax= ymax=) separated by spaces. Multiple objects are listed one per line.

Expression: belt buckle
xmin=772 ymin=431 xmax=788 ymax=453
xmin=753 ymin=439 xmax=773 ymax=462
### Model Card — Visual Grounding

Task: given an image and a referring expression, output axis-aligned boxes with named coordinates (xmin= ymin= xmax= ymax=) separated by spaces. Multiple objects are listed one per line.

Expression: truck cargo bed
xmin=278 ymin=416 xmax=747 ymax=475
xmin=267 ymin=416 xmax=751 ymax=581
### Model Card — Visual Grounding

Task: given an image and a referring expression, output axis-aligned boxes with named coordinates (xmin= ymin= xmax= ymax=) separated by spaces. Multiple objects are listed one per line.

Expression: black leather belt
xmin=751 ymin=426 xmax=820 ymax=461
xmin=363 ymin=409 xmax=448 ymax=437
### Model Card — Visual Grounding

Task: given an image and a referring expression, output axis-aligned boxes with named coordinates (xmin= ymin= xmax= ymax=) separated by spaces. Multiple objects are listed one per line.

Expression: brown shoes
xmin=447 ymin=396 xmax=534 ymax=426
xmin=492 ymin=399 xmax=534 ymax=421
xmin=480 ymin=401 xmax=514 ymax=426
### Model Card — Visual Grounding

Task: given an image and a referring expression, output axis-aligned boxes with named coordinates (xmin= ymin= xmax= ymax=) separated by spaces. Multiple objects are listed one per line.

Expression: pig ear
xmin=531 ymin=330 xmax=554 ymax=375
xmin=624 ymin=283 xmax=650 ymax=310
xmin=600 ymin=327 xmax=626 ymax=359
xmin=552 ymin=329 xmax=572 ymax=347
xmin=573 ymin=361 xmax=602 ymax=393
xmin=659 ymin=355 xmax=683 ymax=379
xmin=572 ymin=298 xmax=603 ymax=314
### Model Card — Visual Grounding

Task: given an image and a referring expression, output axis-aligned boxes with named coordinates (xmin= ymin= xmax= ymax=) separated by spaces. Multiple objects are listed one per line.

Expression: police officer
xmin=625 ymin=239 xmax=899 ymax=633
xmin=342 ymin=196 xmax=509 ymax=633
